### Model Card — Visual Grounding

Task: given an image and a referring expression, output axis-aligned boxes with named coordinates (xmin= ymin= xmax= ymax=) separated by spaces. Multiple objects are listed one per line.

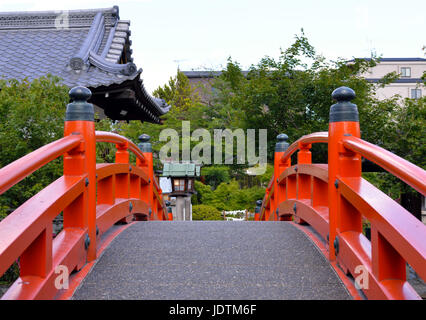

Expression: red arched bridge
xmin=0 ymin=86 xmax=425 ymax=300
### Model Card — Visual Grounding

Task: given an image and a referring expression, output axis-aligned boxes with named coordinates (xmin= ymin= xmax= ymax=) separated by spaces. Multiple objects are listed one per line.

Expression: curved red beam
xmin=280 ymin=132 xmax=328 ymax=163
xmin=95 ymin=131 xmax=146 ymax=164
xmin=0 ymin=175 xmax=86 ymax=279
xmin=342 ymin=136 xmax=426 ymax=196
xmin=0 ymin=135 xmax=82 ymax=195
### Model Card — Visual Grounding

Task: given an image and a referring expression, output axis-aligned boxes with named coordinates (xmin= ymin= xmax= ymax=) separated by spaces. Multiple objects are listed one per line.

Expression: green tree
xmin=0 ymin=76 xmax=140 ymax=218
xmin=209 ymin=31 xmax=385 ymax=163
xmin=194 ymin=179 xmax=266 ymax=212
xmin=117 ymin=70 xmax=208 ymax=172
xmin=0 ymin=76 xmax=69 ymax=217
xmin=201 ymin=165 xmax=230 ymax=189
xmin=363 ymin=96 xmax=426 ymax=219
xmin=206 ymin=31 xmax=425 ymax=218
xmin=153 ymin=69 xmax=196 ymax=116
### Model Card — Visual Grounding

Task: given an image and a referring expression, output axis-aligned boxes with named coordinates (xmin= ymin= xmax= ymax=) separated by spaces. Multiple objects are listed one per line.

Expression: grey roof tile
xmin=0 ymin=6 xmax=170 ymax=121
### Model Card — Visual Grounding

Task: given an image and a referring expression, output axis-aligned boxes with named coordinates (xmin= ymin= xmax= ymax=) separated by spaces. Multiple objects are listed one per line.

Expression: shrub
xmin=192 ymin=204 xmax=223 ymax=220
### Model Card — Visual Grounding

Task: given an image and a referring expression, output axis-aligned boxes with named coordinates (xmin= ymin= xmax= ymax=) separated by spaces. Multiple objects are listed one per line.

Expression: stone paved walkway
xmin=73 ymin=221 xmax=351 ymax=300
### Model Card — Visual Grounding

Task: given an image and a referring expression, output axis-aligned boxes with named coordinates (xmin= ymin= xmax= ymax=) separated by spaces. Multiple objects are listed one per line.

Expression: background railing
xmin=0 ymin=86 xmax=169 ymax=300
xmin=258 ymin=86 xmax=426 ymax=300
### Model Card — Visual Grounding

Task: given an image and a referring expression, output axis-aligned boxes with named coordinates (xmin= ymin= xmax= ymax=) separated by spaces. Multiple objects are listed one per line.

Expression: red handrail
xmin=95 ymin=131 xmax=166 ymax=219
xmin=0 ymin=135 xmax=82 ymax=195
xmin=95 ymin=131 xmax=146 ymax=164
xmin=0 ymin=175 xmax=85 ymax=277
xmin=0 ymin=86 xmax=170 ymax=300
xmin=152 ymin=175 xmax=162 ymax=192
xmin=262 ymin=84 xmax=426 ymax=299
xmin=280 ymin=132 xmax=328 ymax=163
xmin=342 ymin=136 xmax=426 ymax=196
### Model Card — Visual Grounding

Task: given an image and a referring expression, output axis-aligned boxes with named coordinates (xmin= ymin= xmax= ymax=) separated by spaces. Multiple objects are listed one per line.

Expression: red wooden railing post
xmin=328 ymin=87 xmax=362 ymax=261
xmin=19 ymin=227 xmax=52 ymax=278
xmin=63 ymin=86 xmax=97 ymax=262
xmin=137 ymin=134 xmax=155 ymax=220
xmin=294 ymin=141 xmax=312 ymax=224
xmin=115 ymin=141 xmax=133 ymax=223
xmin=115 ymin=141 xmax=130 ymax=164
xmin=274 ymin=134 xmax=290 ymax=221
xmin=297 ymin=142 xmax=312 ymax=165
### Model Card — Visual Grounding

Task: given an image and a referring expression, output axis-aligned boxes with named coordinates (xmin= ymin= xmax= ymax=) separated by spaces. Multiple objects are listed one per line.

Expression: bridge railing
xmin=258 ymin=86 xmax=426 ymax=300
xmin=0 ymin=86 xmax=169 ymax=300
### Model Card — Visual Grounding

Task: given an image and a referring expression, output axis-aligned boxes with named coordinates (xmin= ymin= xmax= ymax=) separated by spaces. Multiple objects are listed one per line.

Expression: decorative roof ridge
xmin=103 ymin=20 xmax=131 ymax=64
xmin=68 ymin=8 xmax=136 ymax=76
xmin=88 ymin=50 xmax=139 ymax=76
xmin=69 ymin=12 xmax=105 ymax=71
xmin=101 ymin=24 xmax=117 ymax=58
xmin=0 ymin=6 xmax=119 ymax=30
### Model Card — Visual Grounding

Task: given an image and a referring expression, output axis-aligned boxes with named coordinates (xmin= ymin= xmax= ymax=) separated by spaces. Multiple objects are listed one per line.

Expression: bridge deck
xmin=72 ymin=221 xmax=351 ymax=300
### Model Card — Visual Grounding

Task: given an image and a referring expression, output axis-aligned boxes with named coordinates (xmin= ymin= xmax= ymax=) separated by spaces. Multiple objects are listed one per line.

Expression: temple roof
xmin=0 ymin=6 xmax=170 ymax=123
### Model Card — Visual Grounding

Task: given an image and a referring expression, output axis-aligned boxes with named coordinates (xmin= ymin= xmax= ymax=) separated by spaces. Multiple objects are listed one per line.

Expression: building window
xmin=411 ymin=89 xmax=422 ymax=99
xmin=401 ymin=67 xmax=411 ymax=78
xmin=173 ymin=178 xmax=186 ymax=192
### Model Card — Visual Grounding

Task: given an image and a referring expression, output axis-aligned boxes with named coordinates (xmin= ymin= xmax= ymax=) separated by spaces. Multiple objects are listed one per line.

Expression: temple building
xmin=0 ymin=6 xmax=170 ymax=123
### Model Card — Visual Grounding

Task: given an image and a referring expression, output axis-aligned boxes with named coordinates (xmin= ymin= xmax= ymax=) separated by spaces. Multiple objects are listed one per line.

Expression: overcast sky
xmin=1 ymin=0 xmax=425 ymax=92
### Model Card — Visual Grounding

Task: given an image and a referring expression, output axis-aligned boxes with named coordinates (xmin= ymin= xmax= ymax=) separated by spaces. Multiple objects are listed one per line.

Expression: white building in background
xmin=354 ymin=58 xmax=426 ymax=100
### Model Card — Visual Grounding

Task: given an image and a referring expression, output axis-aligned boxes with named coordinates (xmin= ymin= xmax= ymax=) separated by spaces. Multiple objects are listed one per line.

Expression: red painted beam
xmin=342 ymin=136 xmax=426 ymax=196
xmin=95 ymin=131 xmax=146 ymax=164
xmin=280 ymin=132 xmax=328 ymax=163
xmin=0 ymin=135 xmax=82 ymax=195
xmin=338 ymin=176 xmax=426 ymax=281
xmin=0 ymin=176 xmax=85 ymax=277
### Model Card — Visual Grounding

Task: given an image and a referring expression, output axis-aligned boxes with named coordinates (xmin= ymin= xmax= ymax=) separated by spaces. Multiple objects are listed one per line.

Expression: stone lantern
xmin=162 ymin=162 xmax=200 ymax=220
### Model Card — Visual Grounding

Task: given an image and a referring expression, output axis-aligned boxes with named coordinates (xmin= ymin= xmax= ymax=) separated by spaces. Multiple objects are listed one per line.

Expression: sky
xmin=0 ymin=0 xmax=425 ymax=92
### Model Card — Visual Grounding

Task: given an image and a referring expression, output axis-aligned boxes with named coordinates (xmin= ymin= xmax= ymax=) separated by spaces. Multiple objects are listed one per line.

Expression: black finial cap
xmin=255 ymin=200 xmax=262 ymax=213
xmin=165 ymin=200 xmax=172 ymax=213
xmin=69 ymin=86 xmax=91 ymax=101
xmin=329 ymin=86 xmax=359 ymax=123
xmin=65 ymin=86 xmax=94 ymax=121
xmin=139 ymin=134 xmax=150 ymax=143
xmin=275 ymin=133 xmax=289 ymax=152
xmin=138 ymin=134 xmax=152 ymax=152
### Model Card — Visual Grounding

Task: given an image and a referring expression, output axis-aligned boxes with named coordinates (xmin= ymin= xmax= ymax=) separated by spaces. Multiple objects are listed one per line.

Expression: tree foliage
xmin=0 ymin=76 xmax=68 ymax=218
xmin=200 ymin=165 xmax=230 ymax=189
xmin=1 ymin=32 xmax=423 ymax=220
xmin=206 ymin=31 xmax=424 ymax=204
xmin=209 ymin=32 xmax=385 ymax=162
xmin=194 ymin=180 xmax=265 ymax=212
